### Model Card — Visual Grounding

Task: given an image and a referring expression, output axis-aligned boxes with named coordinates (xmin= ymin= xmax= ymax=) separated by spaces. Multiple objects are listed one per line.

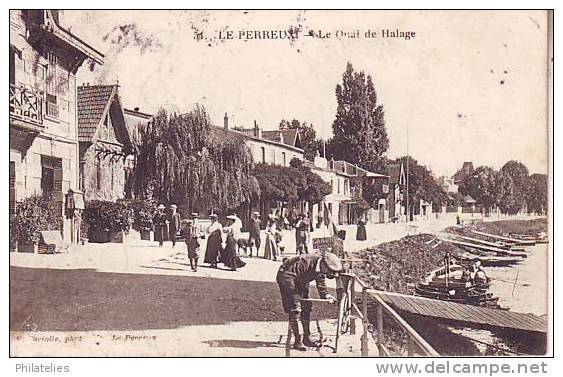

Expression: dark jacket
xmin=249 ymin=218 xmax=261 ymax=238
xmin=278 ymin=255 xmax=328 ymax=298
xmin=169 ymin=212 xmax=181 ymax=233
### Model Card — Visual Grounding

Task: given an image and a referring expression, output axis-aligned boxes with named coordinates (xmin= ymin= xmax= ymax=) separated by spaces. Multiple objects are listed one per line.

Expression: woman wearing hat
xmin=204 ymin=214 xmax=223 ymax=268
xmin=153 ymin=204 xmax=167 ymax=247
xmin=264 ymin=214 xmax=279 ymax=261
xmin=221 ymin=226 xmax=247 ymax=271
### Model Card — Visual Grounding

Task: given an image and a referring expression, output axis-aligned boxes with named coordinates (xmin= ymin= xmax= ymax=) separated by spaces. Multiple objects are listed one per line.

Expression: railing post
xmin=350 ymin=277 xmax=356 ymax=335
xmin=377 ymin=299 xmax=384 ymax=356
xmin=407 ymin=336 xmax=414 ymax=356
xmin=361 ymin=287 xmax=368 ymax=356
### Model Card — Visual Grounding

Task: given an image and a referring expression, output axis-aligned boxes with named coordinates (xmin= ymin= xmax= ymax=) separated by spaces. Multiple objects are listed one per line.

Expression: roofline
xmin=49 ymin=11 xmax=104 ymax=64
xmin=246 ymin=134 xmax=304 ymax=153
xmin=124 ymin=108 xmax=153 ymax=119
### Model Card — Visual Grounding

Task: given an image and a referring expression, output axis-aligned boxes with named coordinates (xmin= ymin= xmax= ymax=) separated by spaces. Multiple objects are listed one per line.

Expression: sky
xmin=64 ymin=10 xmax=549 ymax=176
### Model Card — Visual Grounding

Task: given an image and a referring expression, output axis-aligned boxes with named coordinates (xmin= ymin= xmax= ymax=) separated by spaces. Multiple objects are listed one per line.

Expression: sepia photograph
xmin=8 ymin=9 xmax=552 ymax=359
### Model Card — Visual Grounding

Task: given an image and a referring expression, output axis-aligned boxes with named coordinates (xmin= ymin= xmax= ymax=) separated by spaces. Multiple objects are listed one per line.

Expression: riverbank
xmin=353 ymin=218 xmax=548 ymax=356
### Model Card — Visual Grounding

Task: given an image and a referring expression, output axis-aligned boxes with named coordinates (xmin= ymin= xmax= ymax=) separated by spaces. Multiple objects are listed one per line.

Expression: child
xmin=181 ymin=219 xmax=200 ymax=272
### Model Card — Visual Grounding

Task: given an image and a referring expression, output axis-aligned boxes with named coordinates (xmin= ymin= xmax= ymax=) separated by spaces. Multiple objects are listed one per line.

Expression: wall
xmin=247 ymin=138 xmax=303 ymax=166
xmin=10 ymin=10 xmax=81 ymax=242
xmin=82 ymin=143 xmax=126 ymax=202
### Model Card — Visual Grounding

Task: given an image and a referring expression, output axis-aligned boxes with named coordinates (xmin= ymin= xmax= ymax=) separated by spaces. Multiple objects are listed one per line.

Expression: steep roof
xmin=262 ymin=129 xmax=302 ymax=148
xmin=77 ymin=84 xmax=131 ymax=147
xmin=387 ymin=163 xmax=406 ymax=185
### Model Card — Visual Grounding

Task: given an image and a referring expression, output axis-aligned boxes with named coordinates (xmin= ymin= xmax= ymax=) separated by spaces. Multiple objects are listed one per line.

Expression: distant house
xmin=309 ymin=157 xmax=389 ymax=225
xmin=452 ymin=162 xmax=474 ymax=185
xmin=232 ymin=118 xmax=304 ymax=167
xmin=77 ymin=84 xmax=133 ymax=202
xmin=386 ymin=163 xmax=406 ymax=220
xmin=437 ymin=175 xmax=458 ymax=193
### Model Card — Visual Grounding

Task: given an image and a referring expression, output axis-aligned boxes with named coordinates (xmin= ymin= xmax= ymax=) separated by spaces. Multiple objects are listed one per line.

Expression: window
xmin=45 ymin=50 xmax=59 ymax=118
xmin=96 ymin=159 xmax=102 ymax=190
xmin=261 ymin=147 xmax=266 ymax=163
xmin=282 ymin=152 xmax=286 ymax=166
xmin=110 ymin=162 xmax=114 ymax=191
xmin=41 ymin=156 xmax=62 ymax=199
xmin=337 ymin=179 xmax=340 ymax=194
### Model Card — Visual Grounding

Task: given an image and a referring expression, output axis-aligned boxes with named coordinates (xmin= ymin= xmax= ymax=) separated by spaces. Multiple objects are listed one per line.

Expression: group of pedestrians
xmin=152 ymin=205 xmax=246 ymax=272
xmin=203 ymin=214 xmax=246 ymax=271
xmin=152 ymin=204 xmax=329 ymax=271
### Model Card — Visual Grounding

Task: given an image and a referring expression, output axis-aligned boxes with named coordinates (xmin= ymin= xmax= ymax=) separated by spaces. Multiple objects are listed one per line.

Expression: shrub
xmin=10 ymin=195 xmax=63 ymax=244
xmin=123 ymin=198 xmax=156 ymax=232
xmin=84 ymin=200 xmax=132 ymax=233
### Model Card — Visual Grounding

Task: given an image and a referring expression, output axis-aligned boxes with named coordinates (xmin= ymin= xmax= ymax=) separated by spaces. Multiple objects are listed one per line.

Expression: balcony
xmin=10 ymin=83 xmax=44 ymax=130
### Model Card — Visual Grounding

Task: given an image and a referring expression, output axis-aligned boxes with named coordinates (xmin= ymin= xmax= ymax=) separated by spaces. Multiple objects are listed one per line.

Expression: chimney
xmin=279 ymin=133 xmax=284 ymax=144
xmin=254 ymin=120 xmax=262 ymax=138
xmin=224 ymin=112 xmax=229 ymax=131
xmin=134 ymin=107 xmax=140 ymax=112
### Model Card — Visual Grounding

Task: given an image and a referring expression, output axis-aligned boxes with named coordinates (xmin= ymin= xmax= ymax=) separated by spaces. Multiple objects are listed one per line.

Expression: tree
xmin=132 ymin=106 xmax=259 ymax=214
xmin=252 ymin=162 xmax=331 ymax=206
xmin=327 ymin=62 xmax=389 ymax=173
xmin=396 ymin=156 xmax=446 ymax=217
xmin=494 ymin=170 xmax=518 ymax=214
xmin=525 ymin=173 xmax=548 ymax=214
xmin=459 ymin=166 xmax=497 ymax=214
xmin=500 ymin=160 xmax=529 ymax=213
xmin=279 ymin=119 xmax=323 ymax=161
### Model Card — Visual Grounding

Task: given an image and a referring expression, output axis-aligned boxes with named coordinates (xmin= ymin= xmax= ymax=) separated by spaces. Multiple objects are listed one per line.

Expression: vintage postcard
xmin=9 ymin=10 xmax=551 ymax=359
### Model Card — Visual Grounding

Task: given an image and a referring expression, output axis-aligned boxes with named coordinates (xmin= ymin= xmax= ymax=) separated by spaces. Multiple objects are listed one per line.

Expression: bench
xmin=38 ymin=231 xmax=69 ymax=254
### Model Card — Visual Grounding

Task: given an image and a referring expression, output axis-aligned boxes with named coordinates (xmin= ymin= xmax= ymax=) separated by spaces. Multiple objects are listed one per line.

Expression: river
xmin=450 ymin=242 xmax=549 ymax=355
xmin=487 ymin=243 xmax=548 ymax=316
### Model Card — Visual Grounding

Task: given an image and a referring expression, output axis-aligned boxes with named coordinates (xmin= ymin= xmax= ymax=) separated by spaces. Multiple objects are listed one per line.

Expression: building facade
xmin=452 ymin=161 xmax=475 ymax=185
xmin=9 ymin=10 xmax=103 ymax=243
xmin=309 ymin=157 xmax=389 ymax=225
xmin=77 ymin=84 xmax=133 ymax=202
xmin=232 ymin=119 xmax=303 ymax=167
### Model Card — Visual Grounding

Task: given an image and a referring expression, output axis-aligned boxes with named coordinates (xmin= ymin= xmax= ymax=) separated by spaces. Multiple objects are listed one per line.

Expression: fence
xmin=349 ymin=274 xmax=439 ymax=357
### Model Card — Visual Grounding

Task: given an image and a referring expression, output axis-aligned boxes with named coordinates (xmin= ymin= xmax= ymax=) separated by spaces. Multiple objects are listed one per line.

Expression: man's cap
xmin=157 ymin=204 xmax=165 ymax=209
xmin=209 ymin=213 xmax=218 ymax=219
xmin=170 ymin=204 xmax=177 ymax=209
xmin=226 ymin=214 xmax=237 ymax=220
xmin=323 ymin=253 xmax=343 ymax=272
xmin=190 ymin=212 xmax=199 ymax=217
xmin=253 ymin=212 xmax=260 ymax=217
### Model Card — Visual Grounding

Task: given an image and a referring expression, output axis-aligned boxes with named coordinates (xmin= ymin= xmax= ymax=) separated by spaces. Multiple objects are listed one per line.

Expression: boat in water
xmin=415 ymin=254 xmax=502 ymax=309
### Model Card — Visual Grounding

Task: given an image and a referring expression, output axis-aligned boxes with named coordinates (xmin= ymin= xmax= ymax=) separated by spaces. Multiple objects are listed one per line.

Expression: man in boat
xmin=276 ymin=253 xmax=342 ymax=351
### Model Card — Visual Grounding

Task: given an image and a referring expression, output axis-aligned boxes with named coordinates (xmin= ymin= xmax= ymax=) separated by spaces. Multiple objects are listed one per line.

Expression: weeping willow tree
xmin=132 ymin=106 xmax=259 ymax=214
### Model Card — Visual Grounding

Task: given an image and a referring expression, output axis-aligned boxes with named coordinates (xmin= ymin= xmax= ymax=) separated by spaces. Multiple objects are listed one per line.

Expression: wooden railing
xmin=9 ymin=83 xmax=43 ymax=127
xmin=346 ymin=273 xmax=439 ymax=357
xmin=283 ymin=270 xmax=438 ymax=357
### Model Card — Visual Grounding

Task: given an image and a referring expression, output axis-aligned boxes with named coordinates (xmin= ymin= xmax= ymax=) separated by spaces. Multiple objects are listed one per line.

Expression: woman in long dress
xmin=356 ymin=218 xmax=367 ymax=241
xmin=263 ymin=215 xmax=279 ymax=261
xmin=221 ymin=227 xmax=246 ymax=271
xmin=204 ymin=214 xmax=223 ymax=268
